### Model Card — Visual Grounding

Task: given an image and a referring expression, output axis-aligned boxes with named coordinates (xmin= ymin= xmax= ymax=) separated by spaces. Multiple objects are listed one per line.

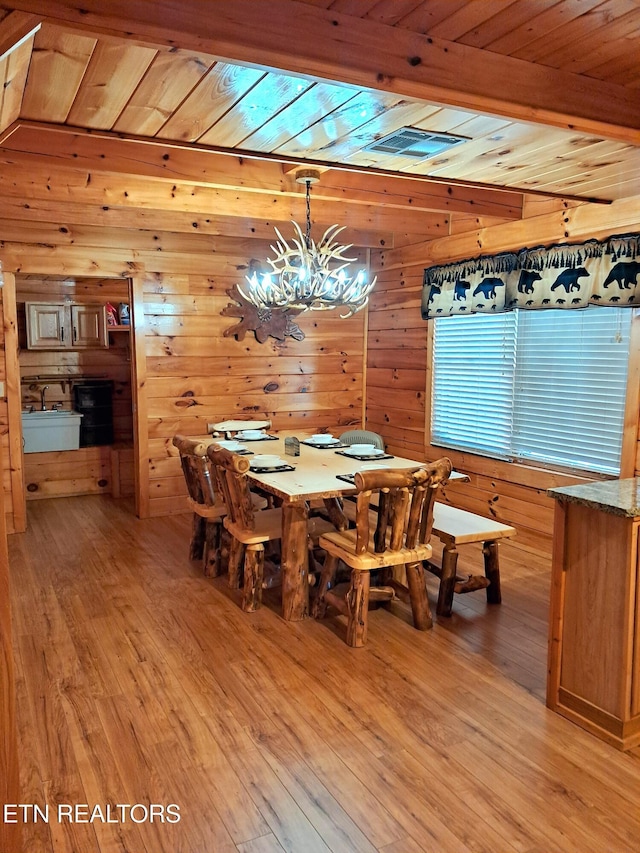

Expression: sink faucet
xmin=40 ymin=385 xmax=49 ymax=411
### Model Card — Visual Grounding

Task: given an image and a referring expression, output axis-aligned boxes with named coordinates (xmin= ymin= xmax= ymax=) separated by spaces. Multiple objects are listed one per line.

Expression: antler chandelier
xmin=239 ymin=169 xmax=376 ymax=318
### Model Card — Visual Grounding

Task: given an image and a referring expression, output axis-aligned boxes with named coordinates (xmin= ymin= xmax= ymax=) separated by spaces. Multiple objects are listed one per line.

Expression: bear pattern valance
xmin=422 ymin=233 xmax=640 ymax=320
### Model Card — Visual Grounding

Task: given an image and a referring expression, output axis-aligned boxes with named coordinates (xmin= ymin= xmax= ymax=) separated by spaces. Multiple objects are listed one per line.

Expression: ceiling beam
xmin=0 ymin=196 xmax=396 ymax=248
xmin=5 ymin=0 xmax=640 ymax=144
xmin=375 ymin=196 xmax=640 ymax=272
xmin=0 ymin=9 xmax=39 ymax=60
xmin=0 ymin=154 xmax=450 ymax=237
xmin=1 ymin=122 xmax=525 ymax=219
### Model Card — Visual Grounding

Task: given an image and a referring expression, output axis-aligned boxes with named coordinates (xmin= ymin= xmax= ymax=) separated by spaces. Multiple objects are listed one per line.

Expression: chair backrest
xmin=339 ymin=429 xmax=385 ymax=451
xmin=172 ymin=434 xmax=216 ymax=508
xmin=351 ymin=458 xmax=452 ymax=555
xmin=207 ymin=444 xmax=256 ymax=531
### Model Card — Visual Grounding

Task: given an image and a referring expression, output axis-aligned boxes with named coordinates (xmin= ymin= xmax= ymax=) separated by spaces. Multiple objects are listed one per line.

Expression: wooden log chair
xmin=207 ymin=444 xmax=337 ymax=612
xmin=339 ymin=429 xmax=385 ymax=451
xmin=206 ymin=443 xmax=286 ymax=612
xmin=312 ymin=458 xmax=453 ymax=647
xmin=172 ymin=434 xmax=227 ymax=577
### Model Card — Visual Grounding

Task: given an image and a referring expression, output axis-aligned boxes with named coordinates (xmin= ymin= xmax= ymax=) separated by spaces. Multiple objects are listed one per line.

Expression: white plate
xmin=308 ymin=436 xmax=338 ymax=444
xmin=238 ymin=430 xmax=266 ymax=439
xmin=216 ymin=439 xmax=245 ymax=451
xmin=344 ymin=446 xmax=382 ymax=456
xmin=250 ymin=455 xmax=282 ymax=468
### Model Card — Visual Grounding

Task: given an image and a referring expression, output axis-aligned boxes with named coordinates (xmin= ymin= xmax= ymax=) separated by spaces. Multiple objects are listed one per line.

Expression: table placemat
xmin=302 ymin=440 xmax=347 ymax=449
xmin=237 ymin=434 xmax=278 ymax=442
xmin=249 ymin=463 xmax=296 ymax=473
xmin=335 ymin=450 xmax=394 ymax=461
xmin=336 ymin=473 xmax=357 ymax=484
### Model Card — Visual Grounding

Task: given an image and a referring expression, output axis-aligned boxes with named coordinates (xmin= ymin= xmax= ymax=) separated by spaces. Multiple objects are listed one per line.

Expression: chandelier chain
xmin=305 ymin=180 xmax=312 ymax=249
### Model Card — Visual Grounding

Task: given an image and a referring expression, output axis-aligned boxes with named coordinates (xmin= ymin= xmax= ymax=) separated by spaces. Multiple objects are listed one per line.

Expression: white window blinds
xmin=431 ymin=307 xmax=631 ymax=475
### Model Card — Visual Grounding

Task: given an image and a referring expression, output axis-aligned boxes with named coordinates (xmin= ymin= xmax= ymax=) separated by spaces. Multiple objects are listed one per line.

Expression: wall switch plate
xmin=0 ymin=381 xmax=5 ymax=396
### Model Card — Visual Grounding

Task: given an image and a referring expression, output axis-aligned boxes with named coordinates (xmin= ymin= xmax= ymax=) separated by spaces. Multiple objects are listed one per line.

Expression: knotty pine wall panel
xmin=365 ymin=266 xmax=427 ymax=460
xmin=143 ymin=269 xmax=365 ymax=517
xmin=0 ymin=223 xmax=363 ymax=526
xmin=367 ymin=258 xmax=598 ymax=559
xmin=0 ymin=293 xmax=14 ymax=533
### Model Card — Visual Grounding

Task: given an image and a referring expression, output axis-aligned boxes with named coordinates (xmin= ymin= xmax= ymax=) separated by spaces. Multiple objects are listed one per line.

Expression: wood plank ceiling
xmin=0 ymin=0 xmax=638 ymax=245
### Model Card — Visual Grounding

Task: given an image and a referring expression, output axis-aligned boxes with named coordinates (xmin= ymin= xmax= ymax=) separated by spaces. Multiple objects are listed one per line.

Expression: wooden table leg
xmin=281 ymin=501 xmax=310 ymax=621
xmin=483 ymin=540 xmax=502 ymax=604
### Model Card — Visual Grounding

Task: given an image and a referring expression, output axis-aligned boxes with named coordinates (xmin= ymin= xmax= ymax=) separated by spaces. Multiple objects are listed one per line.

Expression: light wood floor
xmin=9 ymin=495 xmax=640 ymax=853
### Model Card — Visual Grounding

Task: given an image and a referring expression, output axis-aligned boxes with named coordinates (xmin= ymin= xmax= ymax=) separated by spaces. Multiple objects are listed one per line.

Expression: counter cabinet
xmin=547 ymin=479 xmax=640 ymax=750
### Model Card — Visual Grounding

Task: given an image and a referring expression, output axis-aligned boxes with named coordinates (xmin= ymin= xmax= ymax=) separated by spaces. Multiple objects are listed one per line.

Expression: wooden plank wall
xmin=368 ymin=232 xmax=639 ymax=560
xmin=0 ymin=291 xmax=11 ymax=533
xmin=366 ymin=265 xmax=426 ymax=460
xmin=0 ymin=230 xmax=366 ymax=529
xmin=142 ymin=267 xmax=365 ymax=517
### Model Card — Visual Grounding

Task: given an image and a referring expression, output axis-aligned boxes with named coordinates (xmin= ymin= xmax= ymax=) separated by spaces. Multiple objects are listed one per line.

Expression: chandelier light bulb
xmin=237 ymin=170 xmax=376 ymax=317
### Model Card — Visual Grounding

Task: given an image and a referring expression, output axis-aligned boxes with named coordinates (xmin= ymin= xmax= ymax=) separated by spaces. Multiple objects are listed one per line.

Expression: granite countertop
xmin=547 ymin=478 xmax=640 ymax=518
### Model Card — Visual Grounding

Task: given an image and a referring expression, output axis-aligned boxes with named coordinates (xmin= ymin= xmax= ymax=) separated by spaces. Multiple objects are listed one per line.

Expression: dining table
xmin=206 ymin=433 xmax=467 ymax=622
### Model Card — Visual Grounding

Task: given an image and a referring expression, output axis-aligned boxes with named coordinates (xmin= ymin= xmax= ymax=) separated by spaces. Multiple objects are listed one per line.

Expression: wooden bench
xmin=428 ymin=503 xmax=516 ymax=617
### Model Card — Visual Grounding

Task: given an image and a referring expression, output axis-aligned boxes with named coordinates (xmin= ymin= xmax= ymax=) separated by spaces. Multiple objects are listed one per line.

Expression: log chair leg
xmin=345 ymin=570 xmax=370 ymax=648
xmin=436 ymin=543 xmax=459 ymax=617
xmin=203 ymin=521 xmax=223 ymax=578
xmin=405 ymin=560 xmax=433 ymax=630
xmin=220 ymin=527 xmax=232 ymax=573
xmin=227 ymin=537 xmax=244 ymax=589
xmin=242 ymin=544 xmax=264 ymax=612
xmin=190 ymin=513 xmax=206 ymax=560
xmin=312 ymin=553 xmax=339 ymax=618
xmin=483 ymin=540 xmax=502 ymax=605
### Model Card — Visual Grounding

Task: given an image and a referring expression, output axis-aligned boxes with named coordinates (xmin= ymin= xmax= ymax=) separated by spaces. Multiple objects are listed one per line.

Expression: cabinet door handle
xmin=73 ymin=326 xmax=77 ymax=342
xmin=60 ymin=326 xmax=64 ymax=342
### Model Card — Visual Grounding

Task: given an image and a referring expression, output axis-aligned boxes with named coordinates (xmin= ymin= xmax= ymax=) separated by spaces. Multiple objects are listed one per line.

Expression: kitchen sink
xmin=22 ymin=409 xmax=84 ymax=453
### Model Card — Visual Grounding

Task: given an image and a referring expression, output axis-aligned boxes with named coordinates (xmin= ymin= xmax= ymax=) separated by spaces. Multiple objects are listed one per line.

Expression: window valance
xmin=421 ymin=232 xmax=640 ymax=320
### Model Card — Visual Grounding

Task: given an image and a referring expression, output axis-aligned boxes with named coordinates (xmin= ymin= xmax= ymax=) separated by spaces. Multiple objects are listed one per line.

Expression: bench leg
xmin=483 ymin=540 xmax=502 ymax=604
xmin=436 ymin=544 xmax=458 ymax=617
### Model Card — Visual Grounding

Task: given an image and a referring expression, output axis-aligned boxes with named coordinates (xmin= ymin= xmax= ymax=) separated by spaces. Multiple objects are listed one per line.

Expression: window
xmin=431 ymin=307 xmax=632 ymax=475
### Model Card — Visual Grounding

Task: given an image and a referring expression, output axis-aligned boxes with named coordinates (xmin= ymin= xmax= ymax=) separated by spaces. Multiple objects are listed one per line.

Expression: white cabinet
xmin=26 ymin=303 xmax=108 ymax=350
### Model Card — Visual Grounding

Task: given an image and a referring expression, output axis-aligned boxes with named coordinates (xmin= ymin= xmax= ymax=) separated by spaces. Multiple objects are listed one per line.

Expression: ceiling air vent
xmin=364 ymin=127 xmax=468 ymax=159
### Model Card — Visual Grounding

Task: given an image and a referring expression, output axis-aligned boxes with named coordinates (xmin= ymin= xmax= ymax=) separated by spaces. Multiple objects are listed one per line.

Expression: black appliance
xmin=73 ymin=380 xmax=114 ymax=447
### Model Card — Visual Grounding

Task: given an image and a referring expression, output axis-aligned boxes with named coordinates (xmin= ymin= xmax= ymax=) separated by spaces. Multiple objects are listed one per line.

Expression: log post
xmin=203 ymin=521 xmax=222 ymax=578
xmin=483 ymin=540 xmax=502 ymax=604
xmin=436 ymin=543 xmax=459 ymax=617
xmin=281 ymin=501 xmax=310 ymax=621
xmin=190 ymin=513 xmax=206 ymax=560
xmin=227 ymin=536 xmax=244 ymax=589
xmin=345 ymin=571 xmax=369 ymax=648
xmin=242 ymin=545 xmax=263 ymax=612
xmin=312 ymin=553 xmax=339 ymax=618
xmin=405 ymin=559 xmax=433 ymax=630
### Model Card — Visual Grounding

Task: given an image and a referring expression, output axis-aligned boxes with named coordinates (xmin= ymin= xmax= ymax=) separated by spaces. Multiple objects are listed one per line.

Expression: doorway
xmin=11 ymin=274 xmax=137 ymax=529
